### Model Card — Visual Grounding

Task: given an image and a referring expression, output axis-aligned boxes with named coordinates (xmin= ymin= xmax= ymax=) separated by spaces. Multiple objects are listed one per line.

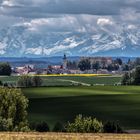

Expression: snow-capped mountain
xmin=0 ymin=25 xmax=140 ymax=57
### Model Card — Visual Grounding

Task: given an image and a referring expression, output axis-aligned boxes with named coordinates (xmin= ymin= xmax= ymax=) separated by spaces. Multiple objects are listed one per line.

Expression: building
xmin=80 ymin=57 xmax=113 ymax=67
xmin=63 ymin=53 xmax=67 ymax=69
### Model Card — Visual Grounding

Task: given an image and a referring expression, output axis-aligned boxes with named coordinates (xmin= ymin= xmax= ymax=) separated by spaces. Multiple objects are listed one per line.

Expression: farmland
xmin=22 ymin=86 xmax=140 ymax=130
xmin=1 ymin=75 xmax=140 ymax=130
xmin=0 ymin=132 xmax=140 ymax=140
xmin=0 ymin=75 xmax=121 ymax=86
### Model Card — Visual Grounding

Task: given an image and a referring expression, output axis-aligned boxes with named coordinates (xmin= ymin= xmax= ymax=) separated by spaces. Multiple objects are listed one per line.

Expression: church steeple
xmin=63 ymin=53 xmax=67 ymax=60
xmin=63 ymin=53 xmax=67 ymax=69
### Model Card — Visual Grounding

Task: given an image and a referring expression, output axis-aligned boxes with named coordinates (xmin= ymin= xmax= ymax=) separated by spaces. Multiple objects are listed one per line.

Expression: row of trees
xmin=30 ymin=115 xmax=123 ymax=133
xmin=67 ymin=57 xmax=140 ymax=72
xmin=121 ymin=66 xmax=140 ymax=85
xmin=17 ymin=76 xmax=43 ymax=87
xmin=77 ymin=58 xmax=122 ymax=72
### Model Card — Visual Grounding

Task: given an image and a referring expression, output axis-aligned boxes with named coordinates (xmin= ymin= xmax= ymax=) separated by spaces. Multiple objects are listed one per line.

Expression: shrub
xmin=66 ymin=115 xmax=103 ymax=133
xmin=31 ymin=122 xmax=50 ymax=132
xmin=17 ymin=76 xmax=43 ymax=87
xmin=17 ymin=76 xmax=32 ymax=87
xmin=0 ymin=117 xmax=13 ymax=131
xmin=103 ymin=121 xmax=123 ymax=133
xmin=31 ymin=76 xmax=43 ymax=87
xmin=53 ymin=122 xmax=65 ymax=132
xmin=0 ymin=88 xmax=29 ymax=131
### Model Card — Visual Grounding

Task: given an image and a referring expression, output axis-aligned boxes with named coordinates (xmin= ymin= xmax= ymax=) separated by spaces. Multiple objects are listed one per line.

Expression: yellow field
xmin=0 ymin=133 xmax=140 ymax=140
xmin=32 ymin=74 xmax=112 ymax=77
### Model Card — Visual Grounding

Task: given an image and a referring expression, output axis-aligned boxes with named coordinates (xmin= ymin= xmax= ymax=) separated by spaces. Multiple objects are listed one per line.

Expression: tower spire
xmin=63 ymin=53 xmax=67 ymax=69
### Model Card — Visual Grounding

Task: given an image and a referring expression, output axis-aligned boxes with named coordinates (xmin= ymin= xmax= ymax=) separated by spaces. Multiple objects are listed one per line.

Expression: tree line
xmin=67 ymin=57 xmax=140 ymax=72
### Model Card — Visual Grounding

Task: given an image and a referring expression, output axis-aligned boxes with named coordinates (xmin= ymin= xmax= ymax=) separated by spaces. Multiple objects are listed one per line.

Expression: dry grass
xmin=0 ymin=133 xmax=140 ymax=140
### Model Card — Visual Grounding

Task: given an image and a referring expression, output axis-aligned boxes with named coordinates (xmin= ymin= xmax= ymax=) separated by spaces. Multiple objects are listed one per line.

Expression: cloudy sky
xmin=0 ymin=0 xmax=140 ymax=33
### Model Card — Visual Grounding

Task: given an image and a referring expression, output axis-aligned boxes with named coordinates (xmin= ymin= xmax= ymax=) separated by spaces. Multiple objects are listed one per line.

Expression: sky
xmin=0 ymin=0 xmax=140 ymax=34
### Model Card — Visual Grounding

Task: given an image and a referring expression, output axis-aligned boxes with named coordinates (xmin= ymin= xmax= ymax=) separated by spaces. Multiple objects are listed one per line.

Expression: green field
xmin=0 ymin=75 xmax=121 ymax=86
xmin=22 ymin=86 xmax=140 ymax=130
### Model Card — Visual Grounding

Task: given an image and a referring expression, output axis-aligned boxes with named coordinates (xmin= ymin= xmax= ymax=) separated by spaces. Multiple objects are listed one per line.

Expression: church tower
xmin=63 ymin=53 xmax=67 ymax=69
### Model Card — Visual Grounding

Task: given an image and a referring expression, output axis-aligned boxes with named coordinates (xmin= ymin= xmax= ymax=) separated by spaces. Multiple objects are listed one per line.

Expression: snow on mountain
xmin=0 ymin=25 xmax=140 ymax=57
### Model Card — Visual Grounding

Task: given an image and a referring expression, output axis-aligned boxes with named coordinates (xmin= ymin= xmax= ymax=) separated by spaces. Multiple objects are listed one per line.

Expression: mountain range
xmin=0 ymin=25 xmax=140 ymax=57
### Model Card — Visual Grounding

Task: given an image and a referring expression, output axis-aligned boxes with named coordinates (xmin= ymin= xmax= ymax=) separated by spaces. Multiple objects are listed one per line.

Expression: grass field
xmin=0 ymin=133 xmax=140 ymax=140
xmin=0 ymin=75 xmax=121 ymax=86
xmin=22 ymin=86 xmax=140 ymax=130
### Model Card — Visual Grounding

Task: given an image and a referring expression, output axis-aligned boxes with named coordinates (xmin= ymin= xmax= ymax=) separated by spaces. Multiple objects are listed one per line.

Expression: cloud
xmin=1 ymin=0 xmax=140 ymax=18
xmin=15 ymin=16 xmax=87 ymax=33
xmin=0 ymin=0 xmax=140 ymax=36
xmin=97 ymin=18 xmax=113 ymax=26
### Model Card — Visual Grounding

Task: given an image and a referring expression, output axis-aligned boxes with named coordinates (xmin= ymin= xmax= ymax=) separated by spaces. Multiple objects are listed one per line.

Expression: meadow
xmin=0 ymin=75 xmax=121 ymax=86
xmin=1 ymin=75 xmax=140 ymax=130
xmin=22 ymin=86 xmax=140 ymax=130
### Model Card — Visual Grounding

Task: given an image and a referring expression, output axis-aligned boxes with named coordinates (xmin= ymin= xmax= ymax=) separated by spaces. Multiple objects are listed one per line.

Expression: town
xmin=12 ymin=55 xmax=137 ymax=75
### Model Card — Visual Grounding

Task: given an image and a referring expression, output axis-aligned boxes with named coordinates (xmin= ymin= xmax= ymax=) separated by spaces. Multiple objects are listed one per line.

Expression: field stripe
xmin=0 ymin=133 xmax=140 ymax=140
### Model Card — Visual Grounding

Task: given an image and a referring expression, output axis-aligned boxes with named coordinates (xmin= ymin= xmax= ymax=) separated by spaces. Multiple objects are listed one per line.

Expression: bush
xmin=53 ymin=122 xmax=65 ymax=132
xmin=0 ymin=88 xmax=29 ymax=131
xmin=17 ymin=76 xmax=43 ymax=87
xmin=31 ymin=76 xmax=43 ymax=87
xmin=103 ymin=121 xmax=123 ymax=133
xmin=0 ymin=117 xmax=13 ymax=131
xmin=31 ymin=122 xmax=50 ymax=132
xmin=17 ymin=76 xmax=32 ymax=87
xmin=66 ymin=115 xmax=103 ymax=133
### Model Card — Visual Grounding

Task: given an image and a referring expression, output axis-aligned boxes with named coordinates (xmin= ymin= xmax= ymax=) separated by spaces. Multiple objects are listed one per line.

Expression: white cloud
xmin=97 ymin=18 xmax=113 ymax=26
xmin=127 ymin=24 xmax=136 ymax=29
xmin=16 ymin=16 xmax=87 ymax=33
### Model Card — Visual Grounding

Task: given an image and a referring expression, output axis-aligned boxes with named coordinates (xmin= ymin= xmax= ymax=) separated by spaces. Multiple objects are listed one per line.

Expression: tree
xmin=17 ymin=76 xmax=32 ymax=87
xmin=78 ymin=59 xmax=91 ymax=71
xmin=31 ymin=122 xmax=50 ymax=132
xmin=0 ymin=62 xmax=12 ymax=76
xmin=115 ymin=58 xmax=123 ymax=65
xmin=17 ymin=76 xmax=43 ymax=87
xmin=135 ymin=58 xmax=140 ymax=66
xmin=107 ymin=64 xmax=119 ymax=71
xmin=133 ymin=66 xmax=140 ymax=85
xmin=31 ymin=76 xmax=43 ymax=87
xmin=122 ymin=64 xmax=129 ymax=71
xmin=121 ymin=72 xmax=130 ymax=85
xmin=92 ymin=62 xmax=100 ymax=71
xmin=121 ymin=66 xmax=140 ymax=85
xmin=103 ymin=121 xmax=123 ymax=133
xmin=0 ymin=88 xmax=29 ymax=131
xmin=53 ymin=122 xmax=65 ymax=132
xmin=66 ymin=115 xmax=103 ymax=133
xmin=67 ymin=61 xmax=78 ymax=69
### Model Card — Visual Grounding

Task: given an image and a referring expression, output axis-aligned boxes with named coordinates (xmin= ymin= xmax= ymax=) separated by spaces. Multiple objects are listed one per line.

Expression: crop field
xmin=0 ymin=133 xmax=140 ymax=140
xmin=0 ymin=75 xmax=121 ymax=86
xmin=22 ymin=86 xmax=140 ymax=130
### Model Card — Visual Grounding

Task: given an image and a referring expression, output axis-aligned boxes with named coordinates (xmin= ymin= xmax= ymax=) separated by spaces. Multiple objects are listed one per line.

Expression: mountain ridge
xmin=0 ymin=25 xmax=140 ymax=57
